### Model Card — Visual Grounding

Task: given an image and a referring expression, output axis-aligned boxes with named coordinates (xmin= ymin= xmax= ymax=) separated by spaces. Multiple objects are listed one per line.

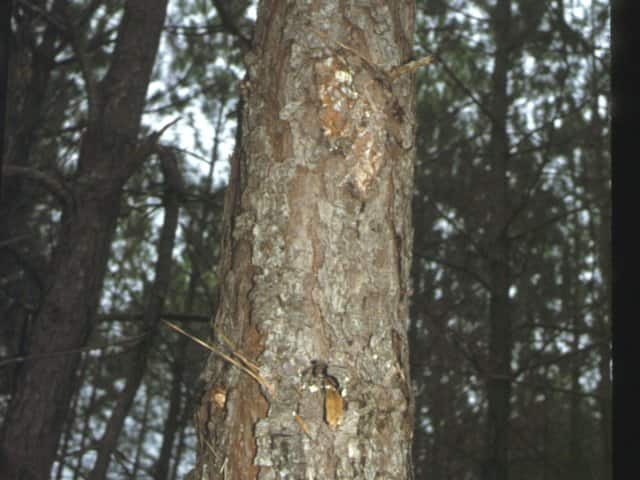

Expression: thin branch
xmin=134 ymin=117 xmax=182 ymax=163
xmin=511 ymin=377 xmax=605 ymax=400
xmin=424 ymin=194 xmax=489 ymax=261
xmin=98 ymin=312 xmax=210 ymax=323
xmin=162 ymin=319 xmax=275 ymax=395
xmin=513 ymin=340 xmax=607 ymax=378
xmin=164 ymin=22 xmax=228 ymax=37
xmin=63 ymin=6 xmax=100 ymax=120
xmin=0 ymin=234 xmax=32 ymax=249
xmin=388 ymin=55 xmax=435 ymax=81
xmin=508 ymin=206 xmax=588 ymax=242
xmin=217 ymin=330 xmax=261 ymax=374
xmin=502 ymin=138 xmax=558 ymax=235
xmin=210 ymin=0 xmax=252 ymax=50
xmin=16 ymin=0 xmax=67 ymax=30
xmin=3 ymin=165 xmax=72 ymax=206
xmin=0 ymin=332 xmax=149 ymax=368
xmin=433 ymin=52 xmax=496 ymax=122
xmin=415 ymin=250 xmax=490 ymax=290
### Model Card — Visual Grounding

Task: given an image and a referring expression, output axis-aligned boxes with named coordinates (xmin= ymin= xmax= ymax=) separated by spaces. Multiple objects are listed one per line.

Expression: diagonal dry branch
xmin=162 ymin=319 xmax=275 ymax=395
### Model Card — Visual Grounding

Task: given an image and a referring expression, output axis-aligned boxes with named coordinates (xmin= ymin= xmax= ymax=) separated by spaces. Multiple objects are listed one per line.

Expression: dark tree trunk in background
xmin=484 ymin=0 xmax=513 ymax=479
xmin=563 ymin=240 xmax=585 ymax=480
xmin=88 ymin=151 xmax=180 ymax=480
xmin=590 ymin=64 xmax=611 ymax=480
xmin=54 ymin=358 xmax=87 ymax=480
xmin=153 ymin=337 xmax=187 ymax=480
xmin=132 ymin=389 xmax=153 ymax=479
xmin=155 ymin=121 xmax=222 ymax=480
xmin=191 ymin=1 xmax=417 ymax=478
xmin=0 ymin=0 xmax=66 ymax=397
xmin=0 ymin=2 xmax=168 ymax=478
xmin=75 ymin=374 xmax=99 ymax=480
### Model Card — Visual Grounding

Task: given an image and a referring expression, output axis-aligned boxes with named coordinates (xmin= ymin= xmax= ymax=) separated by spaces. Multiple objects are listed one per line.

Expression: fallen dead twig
xmin=388 ymin=55 xmax=434 ymax=80
xmin=216 ymin=329 xmax=262 ymax=374
xmin=162 ymin=319 xmax=275 ymax=395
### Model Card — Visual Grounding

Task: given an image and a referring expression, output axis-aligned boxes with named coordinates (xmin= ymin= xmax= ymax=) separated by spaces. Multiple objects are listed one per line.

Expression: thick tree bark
xmin=192 ymin=1 xmax=417 ymax=479
xmin=483 ymin=1 xmax=513 ymax=480
xmin=0 ymin=2 xmax=168 ymax=478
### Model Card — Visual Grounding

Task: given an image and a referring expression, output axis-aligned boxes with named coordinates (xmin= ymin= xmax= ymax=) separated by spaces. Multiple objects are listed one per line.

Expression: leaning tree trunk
xmin=192 ymin=1 xmax=417 ymax=479
xmin=0 ymin=2 xmax=168 ymax=478
xmin=88 ymin=150 xmax=181 ymax=480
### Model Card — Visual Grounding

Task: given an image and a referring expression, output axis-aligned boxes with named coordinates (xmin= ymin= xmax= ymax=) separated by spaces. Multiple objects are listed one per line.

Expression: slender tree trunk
xmin=541 ymin=372 xmax=551 ymax=480
xmin=484 ymin=1 xmax=513 ymax=479
xmin=155 ymin=103 xmax=225 ymax=480
xmin=192 ymin=1 xmax=417 ymax=478
xmin=154 ymin=263 xmax=195 ymax=480
xmin=564 ymin=245 xmax=584 ymax=480
xmin=409 ymin=298 xmax=429 ymax=477
xmin=89 ymin=151 xmax=180 ymax=480
xmin=590 ymin=52 xmax=611 ymax=480
xmin=75 ymin=373 xmax=99 ymax=480
xmin=596 ymin=223 xmax=611 ymax=480
xmin=171 ymin=401 xmax=190 ymax=480
xmin=566 ymin=134 xmax=595 ymax=480
xmin=154 ymin=338 xmax=187 ymax=480
xmin=132 ymin=391 xmax=153 ymax=479
xmin=0 ymin=3 xmax=168 ymax=478
xmin=54 ymin=358 xmax=87 ymax=480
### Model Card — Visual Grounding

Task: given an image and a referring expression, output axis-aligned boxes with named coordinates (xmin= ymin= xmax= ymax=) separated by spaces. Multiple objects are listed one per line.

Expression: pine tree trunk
xmin=0 ymin=2 xmax=168 ymax=478
xmin=192 ymin=1 xmax=417 ymax=479
xmin=484 ymin=1 xmax=513 ymax=479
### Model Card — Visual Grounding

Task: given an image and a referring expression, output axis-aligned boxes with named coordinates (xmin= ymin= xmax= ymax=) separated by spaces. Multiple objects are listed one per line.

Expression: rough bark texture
xmin=193 ymin=1 xmax=416 ymax=479
xmin=484 ymin=1 xmax=513 ymax=479
xmin=0 ymin=2 xmax=168 ymax=478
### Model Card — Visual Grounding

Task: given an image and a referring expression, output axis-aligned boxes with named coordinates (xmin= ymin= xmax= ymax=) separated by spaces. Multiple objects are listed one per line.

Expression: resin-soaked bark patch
xmin=315 ymin=55 xmax=388 ymax=199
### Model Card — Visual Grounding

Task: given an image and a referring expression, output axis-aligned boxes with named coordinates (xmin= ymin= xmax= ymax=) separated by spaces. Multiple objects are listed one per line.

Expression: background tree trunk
xmin=192 ymin=1 xmax=417 ymax=478
xmin=484 ymin=0 xmax=513 ymax=479
xmin=0 ymin=0 xmax=66 ymax=398
xmin=88 ymin=150 xmax=181 ymax=480
xmin=0 ymin=2 xmax=168 ymax=478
